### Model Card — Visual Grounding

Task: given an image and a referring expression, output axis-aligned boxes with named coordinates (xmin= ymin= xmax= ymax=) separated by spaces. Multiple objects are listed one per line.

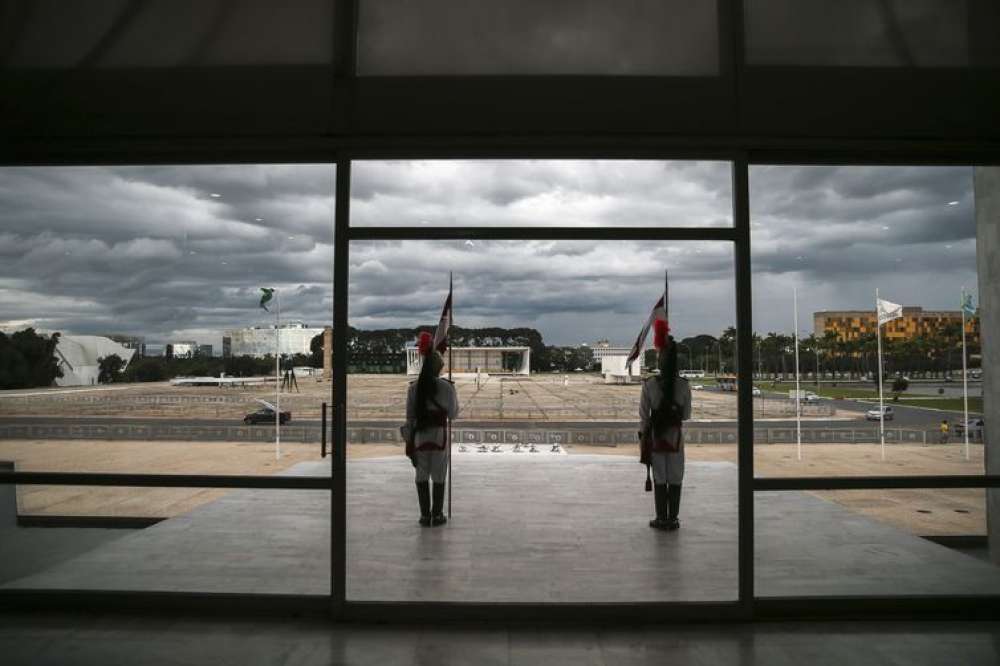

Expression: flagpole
xmin=447 ymin=271 xmax=453 ymax=520
xmin=276 ymin=288 xmax=281 ymax=461
xmin=876 ymin=288 xmax=885 ymax=462
xmin=794 ymin=287 xmax=802 ymax=461
xmin=961 ymin=287 xmax=970 ymax=461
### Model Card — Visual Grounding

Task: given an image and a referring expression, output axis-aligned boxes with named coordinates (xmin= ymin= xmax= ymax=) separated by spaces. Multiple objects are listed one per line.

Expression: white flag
xmin=877 ymin=298 xmax=903 ymax=325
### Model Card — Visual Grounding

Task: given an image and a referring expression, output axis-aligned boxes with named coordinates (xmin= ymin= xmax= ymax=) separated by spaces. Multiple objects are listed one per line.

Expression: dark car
xmin=244 ymin=408 xmax=291 ymax=425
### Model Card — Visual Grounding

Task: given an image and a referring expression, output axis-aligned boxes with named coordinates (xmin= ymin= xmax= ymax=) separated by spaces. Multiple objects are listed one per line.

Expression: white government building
xmin=222 ymin=322 xmax=324 ymax=358
xmin=592 ymin=339 xmax=644 ymax=384
xmin=54 ymin=335 xmax=137 ymax=386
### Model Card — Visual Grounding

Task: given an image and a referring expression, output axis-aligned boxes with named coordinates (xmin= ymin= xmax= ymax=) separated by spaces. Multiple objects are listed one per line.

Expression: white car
xmin=751 ymin=386 xmax=761 ymax=397
xmin=691 ymin=384 xmax=704 ymax=391
xmin=866 ymin=406 xmax=894 ymax=421
xmin=803 ymin=392 xmax=820 ymax=403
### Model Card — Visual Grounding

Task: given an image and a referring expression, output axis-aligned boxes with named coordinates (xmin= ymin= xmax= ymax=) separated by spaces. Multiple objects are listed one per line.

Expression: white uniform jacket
xmin=406 ymin=377 xmax=459 ymax=451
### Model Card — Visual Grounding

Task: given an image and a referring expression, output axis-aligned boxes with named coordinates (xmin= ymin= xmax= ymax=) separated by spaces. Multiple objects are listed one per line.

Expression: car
xmin=955 ymin=418 xmax=984 ymax=439
xmin=865 ymin=406 xmax=894 ymax=421
xmin=803 ymin=392 xmax=820 ymax=403
xmin=751 ymin=386 xmax=761 ymax=397
xmin=244 ymin=408 xmax=291 ymax=425
xmin=691 ymin=384 xmax=704 ymax=391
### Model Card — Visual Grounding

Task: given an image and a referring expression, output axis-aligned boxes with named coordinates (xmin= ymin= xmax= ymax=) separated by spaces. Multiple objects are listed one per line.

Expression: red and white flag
xmin=432 ymin=275 xmax=453 ymax=353
xmin=626 ymin=271 xmax=670 ymax=372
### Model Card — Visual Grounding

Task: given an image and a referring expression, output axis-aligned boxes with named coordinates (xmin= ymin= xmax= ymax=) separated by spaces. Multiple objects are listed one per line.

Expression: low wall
xmin=0 ymin=420 xmax=940 ymax=446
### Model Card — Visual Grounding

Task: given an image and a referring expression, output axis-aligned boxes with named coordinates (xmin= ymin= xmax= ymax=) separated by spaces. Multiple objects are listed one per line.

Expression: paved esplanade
xmin=5 ymin=456 xmax=1000 ymax=601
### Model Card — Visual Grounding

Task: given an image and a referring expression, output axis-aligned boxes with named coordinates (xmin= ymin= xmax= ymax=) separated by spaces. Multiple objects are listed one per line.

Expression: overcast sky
xmin=0 ymin=162 xmax=978 ymax=348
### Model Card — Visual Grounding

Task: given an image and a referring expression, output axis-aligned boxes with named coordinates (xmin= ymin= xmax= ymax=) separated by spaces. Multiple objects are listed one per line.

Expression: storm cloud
xmin=0 ymin=162 xmax=978 ymax=348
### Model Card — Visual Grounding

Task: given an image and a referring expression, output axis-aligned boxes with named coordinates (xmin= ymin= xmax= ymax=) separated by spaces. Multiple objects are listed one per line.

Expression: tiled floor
xmin=4 ymin=456 xmax=1000 ymax=600
xmin=1 ymin=612 xmax=999 ymax=665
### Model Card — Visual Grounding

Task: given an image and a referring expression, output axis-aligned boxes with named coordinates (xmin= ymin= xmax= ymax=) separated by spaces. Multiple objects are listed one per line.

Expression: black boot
xmin=666 ymin=484 xmax=682 ymax=530
xmin=416 ymin=481 xmax=431 ymax=526
xmin=431 ymin=482 xmax=447 ymax=526
xmin=649 ymin=484 xmax=669 ymax=529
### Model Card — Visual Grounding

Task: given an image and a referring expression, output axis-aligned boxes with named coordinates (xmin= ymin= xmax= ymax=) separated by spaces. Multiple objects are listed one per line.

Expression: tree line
xmin=2 ymin=323 xmax=979 ymax=390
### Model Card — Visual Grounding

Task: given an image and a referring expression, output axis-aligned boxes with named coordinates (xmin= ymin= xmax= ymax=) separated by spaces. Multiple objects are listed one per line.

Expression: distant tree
xmin=97 ymin=354 xmax=126 ymax=383
xmin=123 ymin=357 xmax=167 ymax=382
xmin=310 ymin=333 xmax=324 ymax=368
xmin=0 ymin=328 xmax=63 ymax=389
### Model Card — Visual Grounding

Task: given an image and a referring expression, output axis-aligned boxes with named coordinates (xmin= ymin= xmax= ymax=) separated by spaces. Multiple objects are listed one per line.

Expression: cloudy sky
xmin=0 ymin=161 xmax=978 ymax=349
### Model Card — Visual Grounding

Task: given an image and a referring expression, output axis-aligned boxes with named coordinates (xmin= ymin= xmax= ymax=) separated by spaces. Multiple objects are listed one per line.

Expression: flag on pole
xmin=876 ymin=298 xmax=903 ymax=325
xmin=961 ymin=292 xmax=977 ymax=318
xmin=626 ymin=272 xmax=669 ymax=373
xmin=259 ymin=287 xmax=275 ymax=312
xmin=432 ymin=278 xmax=453 ymax=354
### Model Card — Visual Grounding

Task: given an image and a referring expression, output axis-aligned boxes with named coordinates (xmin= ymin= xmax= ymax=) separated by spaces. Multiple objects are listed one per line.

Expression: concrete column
xmin=975 ymin=167 xmax=1000 ymax=565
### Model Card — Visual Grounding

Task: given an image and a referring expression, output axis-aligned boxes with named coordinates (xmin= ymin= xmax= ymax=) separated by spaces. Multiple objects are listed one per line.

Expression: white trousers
xmin=414 ymin=449 xmax=448 ymax=484
xmin=651 ymin=449 xmax=685 ymax=486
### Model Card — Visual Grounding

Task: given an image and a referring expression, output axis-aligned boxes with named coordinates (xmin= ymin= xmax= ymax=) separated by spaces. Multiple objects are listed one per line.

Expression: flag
xmin=876 ymin=298 xmax=902 ymax=325
xmin=961 ymin=292 xmax=977 ymax=317
xmin=626 ymin=291 xmax=668 ymax=372
xmin=259 ymin=287 xmax=275 ymax=312
xmin=432 ymin=280 xmax=452 ymax=353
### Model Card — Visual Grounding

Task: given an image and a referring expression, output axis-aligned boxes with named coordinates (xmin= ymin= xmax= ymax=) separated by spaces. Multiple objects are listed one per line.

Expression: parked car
xmin=244 ymin=408 xmax=291 ymax=425
xmin=751 ymin=386 xmax=761 ymax=397
xmin=955 ymin=418 xmax=984 ymax=440
xmin=865 ymin=406 xmax=894 ymax=421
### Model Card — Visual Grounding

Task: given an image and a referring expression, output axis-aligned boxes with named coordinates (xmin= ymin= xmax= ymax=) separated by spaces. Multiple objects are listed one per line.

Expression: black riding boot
xmin=416 ymin=481 xmax=431 ymax=526
xmin=667 ymin=484 xmax=682 ymax=530
xmin=431 ymin=482 xmax=448 ymax=526
xmin=649 ymin=484 xmax=669 ymax=529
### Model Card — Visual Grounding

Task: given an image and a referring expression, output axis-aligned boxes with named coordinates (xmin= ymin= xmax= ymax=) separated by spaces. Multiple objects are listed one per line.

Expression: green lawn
xmin=761 ymin=383 xmax=981 ymax=412
xmin=876 ymin=397 xmax=983 ymax=413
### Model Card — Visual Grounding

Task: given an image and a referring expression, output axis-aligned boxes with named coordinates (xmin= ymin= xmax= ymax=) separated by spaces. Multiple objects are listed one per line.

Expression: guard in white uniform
xmin=405 ymin=332 xmax=459 ymax=526
xmin=639 ymin=322 xmax=692 ymax=530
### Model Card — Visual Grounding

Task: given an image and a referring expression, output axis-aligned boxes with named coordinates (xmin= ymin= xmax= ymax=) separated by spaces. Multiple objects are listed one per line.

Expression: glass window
xmin=750 ymin=165 xmax=982 ymax=478
xmin=0 ymin=164 xmax=335 ymax=477
xmin=746 ymin=0 xmax=970 ymax=67
xmin=346 ymin=234 xmax=738 ymax=603
xmin=2 ymin=0 xmax=334 ymax=68
xmin=352 ymin=160 xmax=733 ymax=227
xmin=756 ymin=489 xmax=996 ymax=597
xmin=358 ymin=0 xmax=719 ymax=75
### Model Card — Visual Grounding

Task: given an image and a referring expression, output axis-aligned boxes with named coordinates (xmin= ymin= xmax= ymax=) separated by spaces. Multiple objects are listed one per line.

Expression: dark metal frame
xmin=1 ymin=0 xmax=999 ymax=621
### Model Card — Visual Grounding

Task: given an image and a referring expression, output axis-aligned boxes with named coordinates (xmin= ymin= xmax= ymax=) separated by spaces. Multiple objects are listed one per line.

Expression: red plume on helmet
xmin=653 ymin=319 xmax=671 ymax=351
xmin=417 ymin=331 xmax=433 ymax=356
